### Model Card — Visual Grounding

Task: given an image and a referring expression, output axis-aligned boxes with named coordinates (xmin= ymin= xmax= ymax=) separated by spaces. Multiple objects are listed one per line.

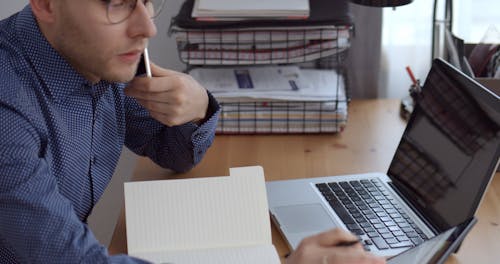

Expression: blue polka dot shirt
xmin=0 ymin=5 xmax=220 ymax=263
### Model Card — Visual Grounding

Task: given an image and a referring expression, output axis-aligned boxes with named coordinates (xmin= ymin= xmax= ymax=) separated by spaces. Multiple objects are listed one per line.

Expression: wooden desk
xmin=109 ymin=99 xmax=500 ymax=263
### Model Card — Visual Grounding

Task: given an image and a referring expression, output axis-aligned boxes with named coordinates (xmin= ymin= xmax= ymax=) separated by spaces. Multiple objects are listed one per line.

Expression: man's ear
xmin=30 ymin=0 xmax=56 ymax=23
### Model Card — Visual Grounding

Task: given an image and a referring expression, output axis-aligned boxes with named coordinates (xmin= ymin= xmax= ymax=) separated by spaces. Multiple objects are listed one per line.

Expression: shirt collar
xmin=15 ymin=6 xmax=114 ymax=102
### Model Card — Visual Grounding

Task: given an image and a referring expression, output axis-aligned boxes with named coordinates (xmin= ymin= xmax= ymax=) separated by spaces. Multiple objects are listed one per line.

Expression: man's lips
xmin=118 ymin=50 xmax=142 ymax=63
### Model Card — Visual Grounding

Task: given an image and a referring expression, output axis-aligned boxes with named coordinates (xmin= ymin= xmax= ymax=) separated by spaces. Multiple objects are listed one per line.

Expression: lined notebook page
xmin=133 ymin=245 xmax=280 ymax=264
xmin=125 ymin=166 xmax=271 ymax=256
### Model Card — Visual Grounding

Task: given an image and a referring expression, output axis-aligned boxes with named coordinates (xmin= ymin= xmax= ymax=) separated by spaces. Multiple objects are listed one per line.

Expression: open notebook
xmin=124 ymin=166 xmax=280 ymax=264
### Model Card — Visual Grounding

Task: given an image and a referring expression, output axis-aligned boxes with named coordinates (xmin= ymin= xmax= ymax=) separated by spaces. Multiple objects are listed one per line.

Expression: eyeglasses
xmin=104 ymin=0 xmax=166 ymax=24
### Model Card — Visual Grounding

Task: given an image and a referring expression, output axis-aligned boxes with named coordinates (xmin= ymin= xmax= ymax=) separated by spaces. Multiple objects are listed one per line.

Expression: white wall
xmin=148 ymin=0 xmax=186 ymax=70
xmin=380 ymin=0 xmax=500 ymax=99
xmin=380 ymin=1 xmax=433 ymax=99
xmin=0 ymin=1 xmax=28 ymax=19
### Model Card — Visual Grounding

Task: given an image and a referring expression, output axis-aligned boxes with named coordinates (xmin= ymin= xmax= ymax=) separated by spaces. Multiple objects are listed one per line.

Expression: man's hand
xmin=125 ymin=63 xmax=209 ymax=127
xmin=286 ymin=228 xmax=385 ymax=264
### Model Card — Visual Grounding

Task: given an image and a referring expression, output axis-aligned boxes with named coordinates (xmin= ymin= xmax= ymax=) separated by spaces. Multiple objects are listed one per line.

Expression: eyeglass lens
xmin=107 ymin=0 xmax=165 ymax=24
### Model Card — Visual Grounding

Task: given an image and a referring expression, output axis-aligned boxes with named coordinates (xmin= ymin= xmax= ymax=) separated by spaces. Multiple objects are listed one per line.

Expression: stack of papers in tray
xmin=170 ymin=0 xmax=352 ymax=65
xmin=192 ymin=0 xmax=309 ymax=20
xmin=177 ymin=37 xmax=349 ymax=65
xmin=190 ymin=66 xmax=346 ymax=101
xmin=172 ymin=25 xmax=350 ymax=65
xmin=189 ymin=66 xmax=348 ymax=133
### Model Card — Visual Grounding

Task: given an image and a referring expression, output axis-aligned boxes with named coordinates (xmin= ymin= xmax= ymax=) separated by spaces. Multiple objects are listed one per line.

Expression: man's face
xmin=50 ymin=0 xmax=157 ymax=83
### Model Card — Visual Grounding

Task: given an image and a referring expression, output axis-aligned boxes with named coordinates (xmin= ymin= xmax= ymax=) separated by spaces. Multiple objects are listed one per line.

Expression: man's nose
xmin=126 ymin=2 xmax=158 ymax=39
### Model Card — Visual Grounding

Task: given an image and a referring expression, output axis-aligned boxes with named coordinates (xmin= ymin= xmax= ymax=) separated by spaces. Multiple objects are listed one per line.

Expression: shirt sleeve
xmin=124 ymin=90 xmax=220 ymax=173
xmin=0 ymin=106 xmax=149 ymax=263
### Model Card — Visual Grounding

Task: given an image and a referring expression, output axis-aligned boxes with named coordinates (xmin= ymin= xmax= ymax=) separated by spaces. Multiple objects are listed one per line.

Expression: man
xmin=0 ymin=1 xmax=385 ymax=263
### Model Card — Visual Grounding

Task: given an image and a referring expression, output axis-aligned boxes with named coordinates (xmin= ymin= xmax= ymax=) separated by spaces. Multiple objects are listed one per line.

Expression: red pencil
xmin=405 ymin=66 xmax=417 ymax=86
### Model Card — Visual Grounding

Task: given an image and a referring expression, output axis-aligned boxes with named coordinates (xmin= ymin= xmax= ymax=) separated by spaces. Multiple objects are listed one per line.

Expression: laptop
xmin=266 ymin=58 xmax=500 ymax=256
xmin=387 ymin=218 xmax=476 ymax=264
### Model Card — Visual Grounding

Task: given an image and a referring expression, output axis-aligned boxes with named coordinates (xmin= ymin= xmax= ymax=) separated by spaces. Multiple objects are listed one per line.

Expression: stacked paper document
xmin=173 ymin=27 xmax=350 ymax=65
xmin=190 ymin=66 xmax=346 ymax=101
xmin=190 ymin=66 xmax=348 ymax=133
xmin=216 ymin=101 xmax=347 ymax=133
xmin=170 ymin=0 xmax=352 ymax=65
xmin=192 ymin=0 xmax=310 ymax=20
xmin=178 ymin=38 xmax=349 ymax=65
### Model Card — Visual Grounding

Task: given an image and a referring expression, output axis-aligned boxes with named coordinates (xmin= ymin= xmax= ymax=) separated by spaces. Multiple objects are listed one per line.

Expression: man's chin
xmin=101 ymin=69 xmax=137 ymax=83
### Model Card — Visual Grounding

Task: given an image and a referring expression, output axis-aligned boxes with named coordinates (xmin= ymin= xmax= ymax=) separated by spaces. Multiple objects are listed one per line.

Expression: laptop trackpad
xmin=274 ymin=204 xmax=335 ymax=233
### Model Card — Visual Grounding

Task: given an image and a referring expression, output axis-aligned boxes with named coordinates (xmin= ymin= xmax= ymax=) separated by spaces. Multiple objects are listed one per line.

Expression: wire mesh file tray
xmin=189 ymin=66 xmax=349 ymax=134
xmin=171 ymin=0 xmax=353 ymax=134
xmin=170 ymin=26 xmax=352 ymax=65
xmin=216 ymin=99 xmax=348 ymax=134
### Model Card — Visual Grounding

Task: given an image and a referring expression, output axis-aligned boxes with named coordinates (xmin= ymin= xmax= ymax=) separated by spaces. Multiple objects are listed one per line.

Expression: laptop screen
xmin=387 ymin=59 xmax=500 ymax=232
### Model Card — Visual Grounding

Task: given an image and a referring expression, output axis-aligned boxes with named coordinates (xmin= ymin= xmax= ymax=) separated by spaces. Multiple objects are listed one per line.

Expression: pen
xmin=336 ymin=239 xmax=360 ymax=247
xmin=283 ymin=239 xmax=360 ymax=258
xmin=405 ymin=66 xmax=417 ymax=86
xmin=144 ymin=47 xmax=152 ymax=78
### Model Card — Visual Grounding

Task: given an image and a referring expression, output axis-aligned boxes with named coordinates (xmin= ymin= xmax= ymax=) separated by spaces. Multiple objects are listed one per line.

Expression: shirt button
xmin=91 ymin=156 xmax=97 ymax=165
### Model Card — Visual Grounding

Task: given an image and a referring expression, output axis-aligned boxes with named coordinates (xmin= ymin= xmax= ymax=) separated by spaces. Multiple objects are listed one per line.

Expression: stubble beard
xmin=53 ymin=15 xmax=138 ymax=84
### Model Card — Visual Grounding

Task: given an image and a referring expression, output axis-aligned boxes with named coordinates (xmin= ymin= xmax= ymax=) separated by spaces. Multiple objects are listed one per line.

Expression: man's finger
xmin=150 ymin=62 xmax=183 ymax=77
xmin=125 ymin=76 xmax=178 ymax=93
xmin=125 ymin=88 xmax=169 ymax=101
xmin=314 ymin=228 xmax=360 ymax=247
xmin=136 ymin=99 xmax=175 ymax=114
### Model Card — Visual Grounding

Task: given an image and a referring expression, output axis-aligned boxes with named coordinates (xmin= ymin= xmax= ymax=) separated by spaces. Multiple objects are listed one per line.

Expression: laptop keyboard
xmin=316 ymin=179 xmax=428 ymax=251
